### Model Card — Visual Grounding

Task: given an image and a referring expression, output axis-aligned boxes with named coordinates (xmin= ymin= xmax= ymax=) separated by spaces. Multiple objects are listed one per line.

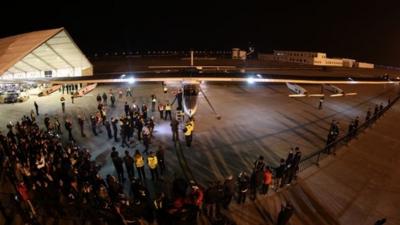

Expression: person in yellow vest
xmin=189 ymin=117 xmax=195 ymax=131
xmin=151 ymin=94 xmax=157 ymax=112
xmin=184 ymin=121 xmax=194 ymax=147
xmin=165 ymin=102 xmax=172 ymax=120
xmin=134 ymin=150 xmax=146 ymax=180
xmin=147 ymin=151 xmax=159 ymax=181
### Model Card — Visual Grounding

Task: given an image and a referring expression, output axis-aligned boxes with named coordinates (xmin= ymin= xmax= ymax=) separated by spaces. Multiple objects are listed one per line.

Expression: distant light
xmin=128 ymin=77 xmax=135 ymax=84
xmin=256 ymin=74 xmax=262 ymax=78
xmin=247 ymin=77 xmax=255 ymax=84
xmin=121 ymin=74 xmax=126 ymax=78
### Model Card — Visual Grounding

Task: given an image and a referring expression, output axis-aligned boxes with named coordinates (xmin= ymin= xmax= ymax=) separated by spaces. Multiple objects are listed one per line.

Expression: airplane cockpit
xmin=183 ymin=84 xmax=199 ymax=96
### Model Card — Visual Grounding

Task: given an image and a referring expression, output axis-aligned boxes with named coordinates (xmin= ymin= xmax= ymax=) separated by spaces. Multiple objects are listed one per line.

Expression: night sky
xmin=1 ymin=1 xmax=400 ymax=66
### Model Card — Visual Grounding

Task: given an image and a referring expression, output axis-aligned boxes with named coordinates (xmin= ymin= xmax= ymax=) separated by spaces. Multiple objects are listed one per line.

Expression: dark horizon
xmin=1 ymin=1 xmax=400 ymax=66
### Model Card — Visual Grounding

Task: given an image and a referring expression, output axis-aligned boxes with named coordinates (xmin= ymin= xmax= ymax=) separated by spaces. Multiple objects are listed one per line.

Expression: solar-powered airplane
xmin=39 ymin=52 xmax=398 ymax=119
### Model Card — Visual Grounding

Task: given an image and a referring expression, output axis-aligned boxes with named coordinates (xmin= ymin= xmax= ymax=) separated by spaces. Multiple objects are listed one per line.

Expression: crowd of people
xmin=326 ymin=101 xmax=389 ymax=154
xmin=0 ymin=110 xmax=213 ymax=224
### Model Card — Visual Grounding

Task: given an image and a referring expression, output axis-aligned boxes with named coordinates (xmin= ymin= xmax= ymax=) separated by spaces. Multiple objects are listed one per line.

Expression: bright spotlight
xmin=128 ymin=77 xmax=135 ymax=84
xmin=247 ymin=77 xmax=255 ymax=84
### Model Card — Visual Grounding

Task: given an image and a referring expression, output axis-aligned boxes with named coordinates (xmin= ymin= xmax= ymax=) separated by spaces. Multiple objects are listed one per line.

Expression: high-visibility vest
xmin=184 ymin=124 xmax=193 ymax=136
xmin=135 ymin=155 xmax=144 ymax=167
xmin=165 ymin=104 xmax=171 ymax=111
xmin=154 ymin=199 xmax=163 ymax=209
xmin=189 ymin=121 xmax=195 ymax=130
xmin=147 ymin=155 xmax=158 ymax=169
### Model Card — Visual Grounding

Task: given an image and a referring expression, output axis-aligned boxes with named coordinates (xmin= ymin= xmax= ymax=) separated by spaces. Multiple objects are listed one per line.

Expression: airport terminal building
xmin=259 ymin=50 xmax=375 ymax=69
xmin=0 ymin=28 xmax=92 ymax=81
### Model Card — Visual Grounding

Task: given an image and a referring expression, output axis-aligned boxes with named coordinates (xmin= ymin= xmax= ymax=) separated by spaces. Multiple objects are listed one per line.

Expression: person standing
xmin=184 ymin=121 xmax=193 ymax=147
xmin=318 ymin=97 xmax=324 ymax=110
xmin=104 ymin=120 xmax=113 ymax=139
xmin=373 ymin=104 xmax=379 ymax=119
xmin=30 ymin=110 xmax=36 ymax=122
xmin=142 ymin=125 xmax=151 ymax=154
xmin=78 ymin=115 xmax=86 ymax=137
xmin=126 ymin=88 xmax=132 ymax=97
xmin=64 ymin=119 xmax=74 ymax=141
xmin=54 ymin=117 xmax=62 ymax=134
xmin=111 ymin=117 xmax=119 ymax=142
xmin=115 ymin=155 xmax=125 ymax=183
xmin=151 ymin=95 xmax=157 ymax=112
xmin=71 ymin=95 xmax=74 ymax=104
xmin=170 ymin=118 xmax=179 ymax=141
xmin=120 ymin=121 xmax=129 ymax=148
xmin=165 ymin=103 xmax=172 ymax=120
xmin=142 ymin=104 xmax=148 ymax=120
xmin=134 ymin=150 xmax=146 ymax=180
xmin=254 ymin=156 xmax=265 ymax=172
xmin=102 ymin=92 xmax=107 ymax=105
xmin=147 ymin=151 xmax=159 ymax=181
xmin=262 ymin=167 xmax=272 ymax=195
xmin=275 ymin=159 xmax=286 ymax=190
xmin=34 ymin=101 xmax=39 ymax=115
xmin=347 ymin=120 xmax=355 ymax=140
xmin=60 ymin=96 xmax=66 ymax=113
xmin=237 ymin=172 xmax=249 ymax=204
xmin=154 ymin=192 xmax=168 ymax=225
xmin=353 ymin=116 xmax=359 ymax=136
xmin=124 ymin=151 xmax=135 ymax=180
xmin=148 ymin=117 xmax=155 ymax=137
xmin=222 ymin=175 xmax=235 ymax=209
xmin=90 ymin=115 xmax=98 ymax=136
xmin=173 ymin=89 xmax=183 ymax=110
xmin=124 ymin=102 xmax=130 ymax=117
xmin=291 ymin=147 xmax=302 ymax=181
xmin=163 ymin=83 xmax=168 ymax=94
xmin=249 ymin=170 xmax=258 ymax=200
xmin=110 ymin=94 xmax=116 ymax=107
xmin=277 ymin=202 xmax=294 ymax=225
xmin=136 ymin=118 xmax=144 ymax=141
xmin=158 ymin=103 xmax=165 ymax=119
xmin=156 ymin=145 xmax=166 ymax=175
xmin=366 ymin=108 xmax=371 ymax=122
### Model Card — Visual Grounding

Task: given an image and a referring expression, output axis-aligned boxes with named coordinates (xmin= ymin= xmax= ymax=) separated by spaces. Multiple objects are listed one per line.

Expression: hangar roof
xmin=0 ymin=27 xmax=92 ymax=76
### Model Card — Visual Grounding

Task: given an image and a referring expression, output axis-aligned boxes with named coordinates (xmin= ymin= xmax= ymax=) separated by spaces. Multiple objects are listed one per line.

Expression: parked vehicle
xmin=4 ymin=93 xmax=19 ymax=103
xmin=0 ymin=92 xmax=5 ymax=103
xmin=17 ymin=92 xmax=29 ymax=102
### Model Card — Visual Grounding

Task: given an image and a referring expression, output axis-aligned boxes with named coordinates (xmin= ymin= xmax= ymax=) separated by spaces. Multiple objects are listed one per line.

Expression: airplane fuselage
xmin=182 ymin=81 xmax=200 ymax=118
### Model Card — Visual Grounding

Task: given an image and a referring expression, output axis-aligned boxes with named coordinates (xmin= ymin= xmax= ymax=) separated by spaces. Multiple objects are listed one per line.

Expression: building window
xmin=44 ymin=71 xmax=52 ymax=78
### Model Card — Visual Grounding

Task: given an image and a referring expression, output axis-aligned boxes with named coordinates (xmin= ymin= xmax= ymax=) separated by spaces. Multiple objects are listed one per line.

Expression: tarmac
xmin=0 ymin=82 xmax=398 ymax=224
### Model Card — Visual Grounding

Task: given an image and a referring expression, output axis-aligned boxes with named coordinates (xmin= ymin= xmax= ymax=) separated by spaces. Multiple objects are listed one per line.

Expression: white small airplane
xmin=323 ymin=84 xmax=357 ymax=97
xmin=286 ymin=82 xmax=324 ymax=97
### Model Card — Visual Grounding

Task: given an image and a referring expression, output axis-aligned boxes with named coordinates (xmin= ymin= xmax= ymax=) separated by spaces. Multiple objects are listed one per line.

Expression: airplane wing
xmin=323 ymin=84 xmax=358 ymax=97
xmin=15 ymin=71 xmax=397 ymax=85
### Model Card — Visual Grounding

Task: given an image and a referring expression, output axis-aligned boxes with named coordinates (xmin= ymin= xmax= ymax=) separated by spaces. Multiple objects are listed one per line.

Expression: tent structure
xmin=0 ymin=27 xmax=92 ymax=80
